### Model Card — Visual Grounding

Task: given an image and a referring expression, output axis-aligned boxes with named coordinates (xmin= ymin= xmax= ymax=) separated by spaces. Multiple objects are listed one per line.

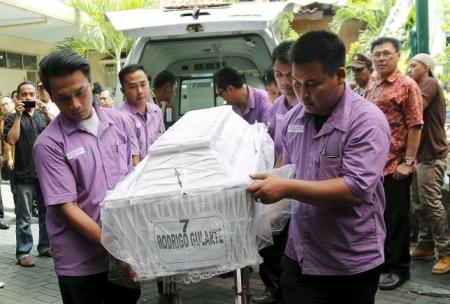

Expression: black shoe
xmin=157 ymin=281 xmax=163 ymax=295
xmin=38 ymin=249 xmax=52 ymax=257
xmin=0 ymin=219 xmax=9 ymax=230
xmin=31 ymin=204 xmax=38 ymax=218
xmin=252 ymin=291 xmax=280 ymax=304
xmin=379 ymin=273 xmax=410 ymax=290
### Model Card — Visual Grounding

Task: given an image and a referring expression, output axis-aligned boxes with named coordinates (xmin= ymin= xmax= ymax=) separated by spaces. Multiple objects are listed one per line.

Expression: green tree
xmin=274 ymin=12 xmax=299 ymax=41
xmin=59 ymin=0 xmax=158 ymax=74
xmin=330 ymin=0 xmax=396 ymax=55
xmin=435 ymin=1 xmax=450 ymax=87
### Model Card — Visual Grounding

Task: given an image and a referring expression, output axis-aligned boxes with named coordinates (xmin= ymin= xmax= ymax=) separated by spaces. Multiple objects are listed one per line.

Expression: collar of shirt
xmin=58 ymin=104 xmax=115 ymax=137
xmin=376 ymin=69 xmax=402 ymax=86
xmin=282 ymin=96 xmax=300 ymax=110
xmin=296 ymin=83 xmax=352 ymax=138
xmin=124 ymin=100 xmax=160 ymax=119
xmin=124 ymin=100 xmax=146 ymax=116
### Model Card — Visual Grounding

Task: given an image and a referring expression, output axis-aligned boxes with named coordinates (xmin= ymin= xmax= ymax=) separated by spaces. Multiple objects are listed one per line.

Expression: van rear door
xmin=106 ymin=2 xmax=294 ymax=43
xmin=107 ymin=2 xmax=294 ymax=122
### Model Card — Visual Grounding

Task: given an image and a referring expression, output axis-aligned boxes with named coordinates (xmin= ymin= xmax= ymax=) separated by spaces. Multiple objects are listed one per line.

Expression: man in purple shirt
xmin=268 ymin=40 xmax=300 ymax=167
xmin=248 ymin=31 xmax=391 ymax=304
xmin=214 ymin=66 xmax=271 ymax=125
xmin=33 ymin=49 xmax=140 ymax=304
xmin=254 ymin=40 xmax=298 ymax=304
xmin=119 ymin=64 xmax=165 ymax=164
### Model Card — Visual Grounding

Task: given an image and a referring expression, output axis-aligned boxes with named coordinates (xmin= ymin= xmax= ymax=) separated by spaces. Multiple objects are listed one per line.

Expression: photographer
xmin=3 ymin=81 xmax=52 ymax=267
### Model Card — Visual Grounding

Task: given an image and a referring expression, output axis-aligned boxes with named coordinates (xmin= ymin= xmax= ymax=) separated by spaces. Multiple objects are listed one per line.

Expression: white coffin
xmin=101 ymin=106 xmax=274 ymax=280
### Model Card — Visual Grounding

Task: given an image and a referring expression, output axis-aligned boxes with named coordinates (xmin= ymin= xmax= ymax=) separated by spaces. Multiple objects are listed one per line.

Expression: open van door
xmin=106 ymin=2 xmax=294 ymax=42
xmin=107 ymin=2 xmax=294 ymax=123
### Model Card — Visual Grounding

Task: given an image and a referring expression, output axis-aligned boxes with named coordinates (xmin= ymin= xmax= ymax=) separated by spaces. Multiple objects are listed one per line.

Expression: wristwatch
xmin=403 ymin=157 xmax=415 ymax=166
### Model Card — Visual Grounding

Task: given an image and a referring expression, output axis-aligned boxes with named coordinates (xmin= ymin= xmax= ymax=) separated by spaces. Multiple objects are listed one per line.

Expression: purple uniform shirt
xmin=268 ymin=95 xmax=299 ymax=161
xmin=120 ymin=101 xmax=165 ymax=159
xmin=231 ymin=86 xmax=271 ymax=125
xmin=282 ymin=84 xmax=390 ymax=276
xmin=33 ymin=105 xmax=134 ymax=276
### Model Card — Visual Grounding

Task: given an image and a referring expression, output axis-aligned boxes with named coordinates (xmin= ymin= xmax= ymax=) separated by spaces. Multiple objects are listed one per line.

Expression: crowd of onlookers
xmin=0 ymin=30 xmax=449 ymax=304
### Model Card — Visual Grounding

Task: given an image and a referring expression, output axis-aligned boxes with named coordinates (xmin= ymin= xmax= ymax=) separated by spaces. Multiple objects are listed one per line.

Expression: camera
xmin=23 ymin=100 xmax=36 ymax=109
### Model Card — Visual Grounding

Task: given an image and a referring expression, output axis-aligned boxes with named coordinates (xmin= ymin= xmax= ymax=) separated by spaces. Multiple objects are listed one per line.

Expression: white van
xmin=107 ymin=2 xmax=294 ymax=124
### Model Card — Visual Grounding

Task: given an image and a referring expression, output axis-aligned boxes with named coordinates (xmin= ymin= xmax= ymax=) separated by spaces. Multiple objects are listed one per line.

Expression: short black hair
xmin=92 ymin=82 xmax=102 ymax=94
xmin=11 ymin=90 xmax=17 ymax=98
xmin=370 ymin=37 xmax=401 ymax=52
xmin=39 ymin=49 xmax=90 ymax=93
xmin=153 ymin=71 xmax=176 ymax=89
xmin=118 ymin=64 xmax=147 ymax=87
xmin=289 ymin=31 xmax=346 ymax=76
xmin=272 ymin=40 xmax=294 ymax=64
xmin=214 ymin=66 xmax=245 ymax=89
xmin=17 ymin=81 xmax=36 ymax=95
xmin=263 ymin=68 xmax=276 ymax=86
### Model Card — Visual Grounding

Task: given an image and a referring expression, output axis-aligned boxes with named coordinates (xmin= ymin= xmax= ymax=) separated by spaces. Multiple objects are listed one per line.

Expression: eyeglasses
xmin=373 ymin=51 xmax=398 ymax=59
xmin=216 ymin=87 xmax=226 ymax=97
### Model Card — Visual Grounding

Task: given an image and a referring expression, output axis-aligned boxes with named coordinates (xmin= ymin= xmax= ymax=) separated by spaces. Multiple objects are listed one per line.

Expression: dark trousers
xmin=258 ymin=220 xmax=289 ymax=300
xmin=58 ymin=272 xmax=141 ymax=304
xmin=383 ymin=174 xmax=412 ymax=275
xmin=15 ymin=182 xmax=49 ymax=258
xmin=0 ymin=185 xmax=4 ymax=218
xmin=8 ymin=167 xmax=17 ymax=205
xmin=280 ymin=255 xmax=380 ymax=304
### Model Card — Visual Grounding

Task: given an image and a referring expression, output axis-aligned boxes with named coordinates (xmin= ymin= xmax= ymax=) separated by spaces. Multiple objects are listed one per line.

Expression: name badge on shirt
xmin=66 ymin=147 xmax=86 ymax=160
xmin=287 ymin=124 xmax=304 ymax=133
xmin=276 ymin=113 xmax=284 ymax=120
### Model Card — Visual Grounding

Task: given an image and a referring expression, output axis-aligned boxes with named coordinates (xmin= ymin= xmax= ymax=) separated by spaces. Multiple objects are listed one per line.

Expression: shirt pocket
xmin=318 ymin=156 xmax=342 ymax=180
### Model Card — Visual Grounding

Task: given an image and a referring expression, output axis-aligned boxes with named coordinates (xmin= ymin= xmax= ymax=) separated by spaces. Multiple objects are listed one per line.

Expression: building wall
xmin=0 ymin=34 xmax=53 ymax=96
xmin=0 ymin=34 xmax=107 ymax=97
xmin=87 ymin=51 xmax=107 ymax=88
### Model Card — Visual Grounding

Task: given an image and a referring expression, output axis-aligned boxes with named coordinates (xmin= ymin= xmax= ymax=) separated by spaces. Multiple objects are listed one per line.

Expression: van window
xmin=180 ymin=77 xmax=222 ymax=115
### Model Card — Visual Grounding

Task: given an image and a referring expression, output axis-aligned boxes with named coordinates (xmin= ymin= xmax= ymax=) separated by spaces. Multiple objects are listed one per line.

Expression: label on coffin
xmin=150 ymin=211 xmax=228 ymax=268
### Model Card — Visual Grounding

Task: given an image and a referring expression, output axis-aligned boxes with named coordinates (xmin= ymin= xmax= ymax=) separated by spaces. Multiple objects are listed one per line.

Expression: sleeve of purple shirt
xmin=157 ymin=106 xmax=166 ymax=134
xmin=120 ymin=112 xmax=140 ymax=157
xmin=120 ymin=115 xmax=134 ymax=173
xmin=261 ymin=94 xmax=272 ymax=126
xmin=267 ymin=101 xmax=278 ymax=140
xmin=341 ymin=119 xmax=391 ymax=202
xmin=129 ymin=124 xmax=140 ymax=158
xmin=33 ymin=138 xmax=78 ymax=206
xmin=281 ymin=113 xmax=292 ymax=165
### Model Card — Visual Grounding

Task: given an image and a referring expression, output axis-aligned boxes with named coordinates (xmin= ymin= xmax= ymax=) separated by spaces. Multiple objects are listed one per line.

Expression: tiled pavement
xmin=1 ymin=183 xmax=450 ymax=303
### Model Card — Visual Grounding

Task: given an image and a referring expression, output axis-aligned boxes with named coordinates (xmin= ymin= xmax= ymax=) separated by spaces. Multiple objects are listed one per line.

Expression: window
xmin=23 ymin=55 xmax=37 ymax=70
xmin=0 ymin=51 xmax=6 ymax=68
xmin=0 ymin=51 xmax=38 ymax=70
xmin=179 ymin=77 xmax=217 ymax=115
xmin=7 ymin=52 xmax=22 ymax=69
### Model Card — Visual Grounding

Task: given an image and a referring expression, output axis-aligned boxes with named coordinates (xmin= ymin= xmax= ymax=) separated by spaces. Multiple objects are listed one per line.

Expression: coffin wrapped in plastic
xmin=101 ymin=106 xmax=274 ymax=281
